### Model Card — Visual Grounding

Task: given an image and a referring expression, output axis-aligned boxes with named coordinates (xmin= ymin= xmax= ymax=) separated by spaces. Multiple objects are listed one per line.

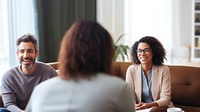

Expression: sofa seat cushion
xmin=169 ymin=66 xmax=200 ymax=107
xmin=175 ymin=104 xmax=200 ymax=112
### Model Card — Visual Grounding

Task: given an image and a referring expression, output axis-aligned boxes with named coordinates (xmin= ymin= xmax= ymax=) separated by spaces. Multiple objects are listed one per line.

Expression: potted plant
xmin=114 ymin=34 xmax=130 ymax=62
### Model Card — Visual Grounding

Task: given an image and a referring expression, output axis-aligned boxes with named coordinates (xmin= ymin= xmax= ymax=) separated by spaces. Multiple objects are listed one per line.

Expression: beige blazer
xmin=126 ymin=64 xmax=173 ymax=107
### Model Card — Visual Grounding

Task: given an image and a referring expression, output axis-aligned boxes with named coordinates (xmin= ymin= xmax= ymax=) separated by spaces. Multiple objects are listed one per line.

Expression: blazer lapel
xmin=152 ymin=66 xmax=160 ymax=100
xmin=135 ymin=65 xmax=142 ymax=103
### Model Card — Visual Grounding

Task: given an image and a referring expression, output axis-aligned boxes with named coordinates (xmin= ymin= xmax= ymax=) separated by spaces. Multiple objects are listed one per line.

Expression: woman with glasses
xmin=126 ymin=36 xmax=173 ymax=112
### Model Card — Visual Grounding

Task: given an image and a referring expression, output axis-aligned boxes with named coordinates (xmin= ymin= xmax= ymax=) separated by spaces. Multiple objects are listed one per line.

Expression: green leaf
xmin=114 ymin=34 xmax=130 ymax=62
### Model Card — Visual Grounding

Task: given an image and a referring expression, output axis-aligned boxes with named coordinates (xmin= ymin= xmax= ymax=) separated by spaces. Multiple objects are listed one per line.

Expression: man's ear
xmin=36 ymin=50 xmax=39 ymax=57
xmin=16 ymin=50 xmax=19 ymax=56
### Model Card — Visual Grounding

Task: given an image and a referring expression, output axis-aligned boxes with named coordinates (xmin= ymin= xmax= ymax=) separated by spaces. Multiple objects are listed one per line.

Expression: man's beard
xmin=20 ymin=57 xmax=36 ymax=69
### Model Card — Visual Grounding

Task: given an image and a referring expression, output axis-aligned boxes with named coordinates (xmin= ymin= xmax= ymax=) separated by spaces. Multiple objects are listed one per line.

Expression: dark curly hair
xmin=58 ymin=21 xmax=114 ymax=80
xmin=131 ymin=36 xmax=166 ymax=65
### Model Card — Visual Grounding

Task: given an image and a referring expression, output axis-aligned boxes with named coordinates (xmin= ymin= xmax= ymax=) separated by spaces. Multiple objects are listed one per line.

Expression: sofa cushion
xmin=175 ymin=104 xmax=200 ymax=112
xmin=169 ymin=66 xmax=200 ymax=107
xmin=111 ymin=62 xmax=133 ymax=79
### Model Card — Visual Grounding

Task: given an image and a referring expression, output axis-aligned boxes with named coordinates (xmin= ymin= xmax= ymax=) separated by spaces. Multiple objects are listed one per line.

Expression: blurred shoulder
xmin=98 ymin=73 xmax=127 ymax=86
xmin=31 ymin=77 xmax=60 ymax=98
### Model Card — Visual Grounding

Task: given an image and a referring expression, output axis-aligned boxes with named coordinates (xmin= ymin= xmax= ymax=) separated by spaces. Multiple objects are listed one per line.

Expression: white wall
xmin=97 ymin=0 xmax=192 ymax=64
xmin=172 ymin=0 xmax=192 ymax=47
xmin=96 ymin=0 xmax=125 ymax=43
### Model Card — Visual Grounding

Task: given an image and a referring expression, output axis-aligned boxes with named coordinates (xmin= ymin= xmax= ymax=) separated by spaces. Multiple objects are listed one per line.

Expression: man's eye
xmin=19 ymin=50 xmax=24 ymax=53
xmin=28 ymin=50 xmax=33 ymax=53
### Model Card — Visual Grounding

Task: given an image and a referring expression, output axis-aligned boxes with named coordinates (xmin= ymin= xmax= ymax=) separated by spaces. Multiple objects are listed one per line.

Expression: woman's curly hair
xmin=131 ymin=36 xmax=166 ymax=65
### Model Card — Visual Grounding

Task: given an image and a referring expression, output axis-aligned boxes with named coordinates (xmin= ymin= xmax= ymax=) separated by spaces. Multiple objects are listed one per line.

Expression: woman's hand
xmin=136 ymin=102 xmax=158 ymax=110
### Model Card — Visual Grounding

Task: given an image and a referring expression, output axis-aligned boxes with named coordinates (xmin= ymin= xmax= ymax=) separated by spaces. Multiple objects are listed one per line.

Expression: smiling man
xmin=1 ymin=34 xmax=57 ymax=112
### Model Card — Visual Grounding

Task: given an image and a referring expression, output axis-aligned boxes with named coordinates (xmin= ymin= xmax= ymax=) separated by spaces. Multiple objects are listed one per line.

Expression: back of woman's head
xmin=58 ymin=21 xmax=114 ymax=80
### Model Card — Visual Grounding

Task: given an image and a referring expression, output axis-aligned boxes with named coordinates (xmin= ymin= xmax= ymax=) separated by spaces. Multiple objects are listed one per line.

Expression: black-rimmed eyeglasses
xmin=136 ymin=48 xmax=151 ymax=54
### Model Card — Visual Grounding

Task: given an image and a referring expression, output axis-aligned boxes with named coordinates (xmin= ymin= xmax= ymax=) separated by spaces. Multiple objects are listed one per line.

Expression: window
xmin=0 ymin=0 xmax=9 ymax=78
xmin=125 ymin=0 xmax=173 ymax=64
xmin=0 ymin=0 xmax=36 ymax=79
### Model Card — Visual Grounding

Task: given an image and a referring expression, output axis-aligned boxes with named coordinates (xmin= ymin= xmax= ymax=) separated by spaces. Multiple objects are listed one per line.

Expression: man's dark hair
xmin=16 ymin=33 xmax=38 ymax=52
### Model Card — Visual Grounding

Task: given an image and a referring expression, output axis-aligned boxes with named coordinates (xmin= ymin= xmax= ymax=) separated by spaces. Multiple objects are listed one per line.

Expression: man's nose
xmin=23 ymin=51 xmax=29 ymax=57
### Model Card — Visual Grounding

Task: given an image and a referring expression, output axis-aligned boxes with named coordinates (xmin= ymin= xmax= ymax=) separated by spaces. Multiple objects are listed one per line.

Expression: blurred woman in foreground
xmin=26 ymin=21 xmax=135 ymax=112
